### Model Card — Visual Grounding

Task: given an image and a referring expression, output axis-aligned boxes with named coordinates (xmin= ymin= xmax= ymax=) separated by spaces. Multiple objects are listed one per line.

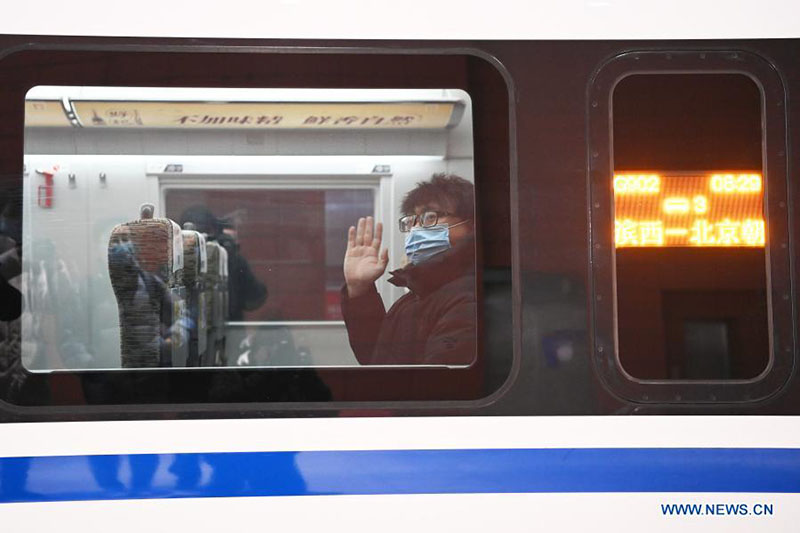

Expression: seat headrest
xmin=218 ymin=245 xmax=228 ymax=281
xmin=205 ymin=241 xmax=221 ymax=277
xmin=181 ymin=229 xmax=207 ymax=285
xmin=108 ymin=217 xmax=184 ymax=285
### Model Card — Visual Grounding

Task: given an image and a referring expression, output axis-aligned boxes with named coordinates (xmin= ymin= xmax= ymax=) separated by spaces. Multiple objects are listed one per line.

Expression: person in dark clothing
xmin=179 ymin=206 xmax=267 ymax=320
xmin=215 ymin=230 xmax=267 ymax=321
xmin=341 ymin=174 xmax=476 ymax=365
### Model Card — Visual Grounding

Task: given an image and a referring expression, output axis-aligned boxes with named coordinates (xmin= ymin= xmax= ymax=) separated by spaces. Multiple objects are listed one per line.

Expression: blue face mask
xmin=109 ymin=241 xmax=136 ymax=269
xmin=404 ymin=219 xmax=469 ymax=265
xmin=404 ymin=225 xmax=450 ymax=265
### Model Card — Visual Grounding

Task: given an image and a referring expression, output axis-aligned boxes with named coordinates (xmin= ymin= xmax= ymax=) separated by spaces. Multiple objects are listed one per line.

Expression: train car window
xmin=613 ymin=74 xmax=767 ymax=380
xmin=589 ymin=51 xmax=792 ymax=403
xmin=23 ymin=86 xmax=476 ymax=369
xmin=0 ymin=48 xmax=512 ymax=407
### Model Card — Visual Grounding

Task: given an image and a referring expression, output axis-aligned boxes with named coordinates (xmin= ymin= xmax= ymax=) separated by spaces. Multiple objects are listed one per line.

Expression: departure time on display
xmin=613 ymin=172 xmax=765 ymax=248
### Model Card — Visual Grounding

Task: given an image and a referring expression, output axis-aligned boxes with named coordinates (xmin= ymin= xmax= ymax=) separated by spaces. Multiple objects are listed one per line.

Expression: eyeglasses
xmin=398 ymin=211 xmax=456 ymax=233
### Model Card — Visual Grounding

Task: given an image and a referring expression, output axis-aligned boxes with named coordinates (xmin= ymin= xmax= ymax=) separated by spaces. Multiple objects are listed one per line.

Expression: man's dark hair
xmin=179 ymin=205 xmax=221 ymax=237
xmin=401 ymin=173 xmax=475 ymax=219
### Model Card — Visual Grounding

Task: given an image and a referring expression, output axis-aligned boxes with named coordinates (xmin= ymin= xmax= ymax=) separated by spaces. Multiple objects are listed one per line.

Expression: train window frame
xmin=587 ymin=50 xmax=793 ymax=403
xmin=0 ymin=43 xmax=517 ymax=411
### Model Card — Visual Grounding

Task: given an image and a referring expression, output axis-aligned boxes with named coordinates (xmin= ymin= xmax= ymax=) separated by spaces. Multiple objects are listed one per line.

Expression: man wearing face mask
xmin=341 ymin=174 xmax=476 ymax=365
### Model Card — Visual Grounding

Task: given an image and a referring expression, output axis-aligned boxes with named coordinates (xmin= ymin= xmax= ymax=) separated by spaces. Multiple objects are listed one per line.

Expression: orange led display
xmin=613 ymin=172 xmax=765 ymax=248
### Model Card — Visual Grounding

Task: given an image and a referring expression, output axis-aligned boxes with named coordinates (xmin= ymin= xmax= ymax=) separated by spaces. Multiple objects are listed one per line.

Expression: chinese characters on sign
xmin=70 ymin=102 xmax=456 ymax=129
xmin=613 ymin=173 xmax=765 ymax=248
xmin=172 ymin=114 xmax=419 ymax=127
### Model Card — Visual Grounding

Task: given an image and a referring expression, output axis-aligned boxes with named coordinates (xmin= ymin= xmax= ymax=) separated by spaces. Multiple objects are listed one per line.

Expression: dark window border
xmin=0 ymin=43 xmax=516 ymax=412
xmin=587 ymin=50 xmax=793 ymax=403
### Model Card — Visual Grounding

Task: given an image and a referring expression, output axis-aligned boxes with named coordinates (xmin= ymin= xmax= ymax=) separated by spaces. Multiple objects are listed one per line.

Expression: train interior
xmin=20 ymin=86 xmax=475 ymax=372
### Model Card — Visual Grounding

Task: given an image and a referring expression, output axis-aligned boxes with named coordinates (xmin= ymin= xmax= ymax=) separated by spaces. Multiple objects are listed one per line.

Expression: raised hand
xmin=343 ymin=216 xmax=389 ymax=297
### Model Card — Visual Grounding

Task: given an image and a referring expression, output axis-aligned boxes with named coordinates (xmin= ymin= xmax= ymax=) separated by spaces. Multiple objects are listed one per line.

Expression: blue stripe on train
xmin=0 ymin=448 xmax=798 ymax=503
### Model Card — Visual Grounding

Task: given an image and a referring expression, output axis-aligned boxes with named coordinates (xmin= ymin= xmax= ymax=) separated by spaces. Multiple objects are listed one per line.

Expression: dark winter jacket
xmin=341 ymin=239 xmax=476 ymax=365
xmin=216 ymin=234 xmax=267 ymax=321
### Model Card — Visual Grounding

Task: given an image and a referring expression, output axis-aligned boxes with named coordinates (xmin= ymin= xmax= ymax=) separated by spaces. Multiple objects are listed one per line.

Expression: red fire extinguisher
xmin=36 ymin=166 xmax=59 ymax=208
